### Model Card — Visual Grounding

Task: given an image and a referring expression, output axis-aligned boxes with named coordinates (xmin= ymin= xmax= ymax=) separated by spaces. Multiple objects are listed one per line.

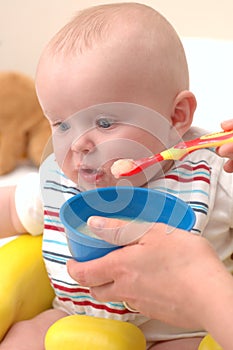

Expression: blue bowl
xmin=60 ymin=187 xmax=196 ymax=262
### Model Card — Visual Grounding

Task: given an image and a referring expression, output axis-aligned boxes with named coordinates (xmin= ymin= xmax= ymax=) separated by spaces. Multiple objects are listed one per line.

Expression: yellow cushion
xmin=0 ymin=234 xmax=54 ymax=341
xmin=45 ymin=315 xmax=146 ymax=350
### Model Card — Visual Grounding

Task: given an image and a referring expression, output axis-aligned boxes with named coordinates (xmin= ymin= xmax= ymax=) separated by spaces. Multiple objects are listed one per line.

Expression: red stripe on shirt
xmin=44 ymin=210 xmax=60 ymax=217
xmin=58 ymin=297 xmax=132 ymax=314
xmin=44 ymin=224 xmax=65 ymax=232
xmin=165 ymin=175 xmax=210 ymax=184
xmin=177 ymin=163 xmax=210 ymax=172
xmin=53 ymin=283 xmax=90 ymax=294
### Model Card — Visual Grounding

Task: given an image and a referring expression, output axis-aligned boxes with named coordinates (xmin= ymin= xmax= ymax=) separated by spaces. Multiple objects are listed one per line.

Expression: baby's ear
xmin=171 ymin=90 xmax=197 ymax=135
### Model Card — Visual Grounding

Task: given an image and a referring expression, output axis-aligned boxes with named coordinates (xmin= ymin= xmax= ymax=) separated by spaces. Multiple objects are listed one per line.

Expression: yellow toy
xmin=198 ymin=335 xmax=223 ymax=350
xmin=45 ymin=315 xmax=146 ymax=350
xmin=0 ymin=71 xmax=51 ymax=175
xmin=0 ymin=234 xmax=222 ymax=349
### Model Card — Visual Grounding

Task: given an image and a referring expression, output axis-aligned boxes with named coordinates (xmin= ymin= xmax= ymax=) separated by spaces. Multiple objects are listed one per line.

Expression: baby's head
xmin=36 ymin=2 xmax=196 ymax=189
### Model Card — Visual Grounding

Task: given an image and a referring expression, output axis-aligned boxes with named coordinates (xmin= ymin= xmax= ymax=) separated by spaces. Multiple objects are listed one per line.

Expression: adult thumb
xmin=87 ymin=216 xmax=153 ymax=246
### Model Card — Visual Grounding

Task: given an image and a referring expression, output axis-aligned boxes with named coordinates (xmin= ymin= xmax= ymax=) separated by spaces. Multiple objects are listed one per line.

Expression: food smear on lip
xmin=111 ymin=159 xmax=137 ymax=178
xmin=79 ymin=165 xmax=105 ymax=183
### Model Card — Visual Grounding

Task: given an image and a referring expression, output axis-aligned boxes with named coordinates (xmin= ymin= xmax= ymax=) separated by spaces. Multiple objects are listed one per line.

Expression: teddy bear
xmin=0 ymin=71 xmax=51 ymax=175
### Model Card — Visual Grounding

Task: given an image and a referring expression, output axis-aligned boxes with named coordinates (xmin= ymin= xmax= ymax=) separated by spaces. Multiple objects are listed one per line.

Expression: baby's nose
xmin=71 ymin=135 xmax=95 ymax=154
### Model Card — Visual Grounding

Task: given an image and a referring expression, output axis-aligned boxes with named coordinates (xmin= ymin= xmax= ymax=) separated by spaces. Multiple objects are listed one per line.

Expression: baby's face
xmin=36 ymin=47 xmax=174 ymax=190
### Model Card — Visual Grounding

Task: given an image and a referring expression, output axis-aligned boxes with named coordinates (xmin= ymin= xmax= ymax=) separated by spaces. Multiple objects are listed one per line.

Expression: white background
xmin=1 ymin=0 xmax=233 ymax=186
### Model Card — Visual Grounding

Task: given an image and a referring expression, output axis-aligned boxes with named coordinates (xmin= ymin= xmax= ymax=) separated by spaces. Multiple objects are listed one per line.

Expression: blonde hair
xmin=46 ymin=2 xmax=189 ymax=90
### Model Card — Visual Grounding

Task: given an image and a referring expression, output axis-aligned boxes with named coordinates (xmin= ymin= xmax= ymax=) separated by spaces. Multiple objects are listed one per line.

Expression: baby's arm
xmin=0 ymin=186 xmax=25 ymax=237
xmin=0 ymin=173 xmax=43 ymax=237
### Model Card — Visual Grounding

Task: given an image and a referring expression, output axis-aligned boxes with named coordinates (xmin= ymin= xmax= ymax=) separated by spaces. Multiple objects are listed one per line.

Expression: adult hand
xmin=217 ymin=119 xmax=233 ymax=172
xmin=67 ymin=219 xmax=233 ymax=339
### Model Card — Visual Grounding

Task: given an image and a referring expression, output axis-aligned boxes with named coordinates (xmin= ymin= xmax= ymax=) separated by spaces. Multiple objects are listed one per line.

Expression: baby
xmin=1 ymin=3 xmax=233 ymax=350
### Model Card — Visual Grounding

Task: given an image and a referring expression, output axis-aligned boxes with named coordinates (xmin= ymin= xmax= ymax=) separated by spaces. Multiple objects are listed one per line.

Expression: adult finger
xmin=220 ymin=119 xmax=233 ymax=131
xmin=223 ymin=159 xmax=233 ymax=173
xmin=67 ymin=255 xmax=115 ymax=287
xmin=89 ymin=282 xmax=121 ymax=303
xmin=217 ymin=143 xmax=233 ymax=159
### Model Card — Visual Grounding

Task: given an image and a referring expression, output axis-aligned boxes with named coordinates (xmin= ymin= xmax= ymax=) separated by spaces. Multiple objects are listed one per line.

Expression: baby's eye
xmin=56 ymin=122 xmax=71 ymax=132
xmin=96 ymin=117 xmax=115 ymax=129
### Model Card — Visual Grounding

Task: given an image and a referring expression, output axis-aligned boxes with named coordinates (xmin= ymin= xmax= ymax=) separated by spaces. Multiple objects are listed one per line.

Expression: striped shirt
xmin=39 ymin=129 xmax=233 ymax=340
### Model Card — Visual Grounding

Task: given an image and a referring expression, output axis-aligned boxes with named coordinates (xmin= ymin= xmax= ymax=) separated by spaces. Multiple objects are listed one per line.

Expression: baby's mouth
xmin=79 ymin=165 xmax=105 ymax=183
xmin=80 ymin=167 xmax=98 ymax=174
